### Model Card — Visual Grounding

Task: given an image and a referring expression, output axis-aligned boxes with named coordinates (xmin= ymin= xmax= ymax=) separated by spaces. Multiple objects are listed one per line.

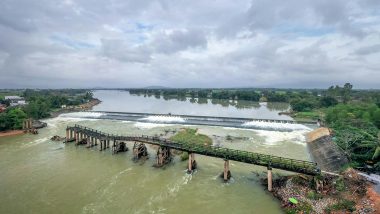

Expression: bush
xmin=335 ymin=178 xmax=345 ymax=192
xmin=319 ymin=96 xmax=338 ymax=107
xmin=180 ymin=152 xmax=189 ymax=161
xmin=306 ymin=191 xmax=322 ymax=200
xmin=290 ymin=99 xmax=317 ymax=112
xmin=325 ymin=199 xmax=355 ymax=213
xmin=284 ymin=202 xmax=314 ymax=214
xmin=0 ymin=108 xmax=27 ymax=131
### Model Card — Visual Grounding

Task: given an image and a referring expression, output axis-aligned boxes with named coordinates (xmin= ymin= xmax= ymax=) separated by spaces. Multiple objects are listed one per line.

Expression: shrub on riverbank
xmin=169 ymin=128 xmax=212 ymax=146
xmin=0 ymin=108 xmax=27 ymax=131
xmin=271 ymin=169 xmax=375 ymax=213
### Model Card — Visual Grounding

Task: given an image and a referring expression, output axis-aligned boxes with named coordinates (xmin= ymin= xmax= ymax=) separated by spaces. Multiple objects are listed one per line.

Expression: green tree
xmin=342 ymin=83 xmax=353 ymax=104
xmin=6 ymin=108 xmax=27 ymax=129
xmin=319 ymin=96 xmax=338 ymax=108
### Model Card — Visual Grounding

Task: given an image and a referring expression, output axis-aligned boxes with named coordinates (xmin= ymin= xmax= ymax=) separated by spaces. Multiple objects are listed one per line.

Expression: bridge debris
xmin=112 ymin=141 xmax=128 ymax=154
xmin=133 ymin=142 xmax=148 ymax=161
xmin=155 ymin=146 xmax=172 ymax=167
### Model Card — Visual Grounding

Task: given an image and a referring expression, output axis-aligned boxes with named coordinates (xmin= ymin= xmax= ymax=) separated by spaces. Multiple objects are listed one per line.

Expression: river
xmin=0 ymin=90 xmax=314 ymax=214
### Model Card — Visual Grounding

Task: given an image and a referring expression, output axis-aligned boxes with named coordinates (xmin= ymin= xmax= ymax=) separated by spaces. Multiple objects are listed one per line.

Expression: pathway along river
xmin=0 ymin=90 xmax=315 ymax=214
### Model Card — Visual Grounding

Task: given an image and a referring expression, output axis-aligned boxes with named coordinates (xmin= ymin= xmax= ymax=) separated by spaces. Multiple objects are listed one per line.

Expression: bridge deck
xmin=67 ymin=124 xmax=320 ymax=175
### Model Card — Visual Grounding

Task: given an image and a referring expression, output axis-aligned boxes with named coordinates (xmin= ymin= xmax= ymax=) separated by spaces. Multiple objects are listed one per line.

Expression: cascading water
xmin=139 ymin=115 xmax=186 ymax=123
xmin=241 ymin=120 xmax=311 ymax=131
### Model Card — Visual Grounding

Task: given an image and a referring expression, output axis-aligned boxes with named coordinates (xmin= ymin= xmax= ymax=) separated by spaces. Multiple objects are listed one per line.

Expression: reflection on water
xmin=92 ymin=90 xmax=291 ymax=120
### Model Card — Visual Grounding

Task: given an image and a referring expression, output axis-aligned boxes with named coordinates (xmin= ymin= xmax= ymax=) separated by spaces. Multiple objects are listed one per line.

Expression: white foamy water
xmin=21 ymin=137 xmax=50 ymax=148
xmin=60 ymin=112 xmax=105 ymax=118
xmin=134 ymin=122 xmax=174 ymax=129
xmin=254 ymin=130 xmax=308 ymax=146
xmin=241 ymin=120 xmax=311 ymax=131
xmin=139 ymin=115 xmax=186 ymax=123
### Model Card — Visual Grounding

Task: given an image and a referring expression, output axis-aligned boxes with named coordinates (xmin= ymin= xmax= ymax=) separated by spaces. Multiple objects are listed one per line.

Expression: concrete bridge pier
xmin=106 ymin=140 xmax=110 ymax=148
xmin=75 ymin=132 xmax=79 ymax=145
xmin=100 ymin=140 xmax=107 ymax=151
xmin=155 ymin=146 xmax=172 ymax=167
xmin=69 ymin=130 xmax=73 ymax=141
xmin=223 ymin=159 xmax=231 ymax=182
xmin=133 ymin=142 xmax=148 ymax=161
xmin=187 ymin=153 xmax=197 ymax=174
xmin=267 ymin=166 xmax=273 ymax=192
xmin=65 ymin=129 xmax=69 ymax=142
xmin=100 ymin=140 xmax=103 ymax=151
xmin=112 ymin=140 xmax=117 ymax=154
xmin=86 ymin=135 xmax=91 ymax=148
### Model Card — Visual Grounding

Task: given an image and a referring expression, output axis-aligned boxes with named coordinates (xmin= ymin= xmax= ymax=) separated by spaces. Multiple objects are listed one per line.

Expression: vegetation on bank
xmin=130 ymin=85 xmax=380 ymax=171
xmin=274 ymin=169 xmax=371 ymax=214
xmin=169 ymin=128 xmax=213 ymax=161
xmin=0 ymin=89 xmax=94 ymax=131
xmin=169 ymin=128 xmax=212 ymax=146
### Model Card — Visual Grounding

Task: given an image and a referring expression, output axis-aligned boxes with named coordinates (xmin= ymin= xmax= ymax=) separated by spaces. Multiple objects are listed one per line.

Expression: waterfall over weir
xmin=59 ymin=111 xmax=314 ymax=131
xmin=139 ymin=115 xmax=186 ymax=123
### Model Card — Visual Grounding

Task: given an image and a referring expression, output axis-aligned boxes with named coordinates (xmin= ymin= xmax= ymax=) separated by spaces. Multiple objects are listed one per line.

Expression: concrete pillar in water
xmin=156 ymin=148 xmax=163 ymax=166
xmin=28 ymin=119 xmax=32 ymax=130
xmin=267 ymin=167 xmax=273 ymax=192
xmin=65 ymin=129 xmax=69 ymax=142
xmin=187 ymin=153 xmax=196 ymax=174
xmin=223 ymin=159 xmax=231 ymax=182
xmin=75 ymin=132 xmax=79 ymax=144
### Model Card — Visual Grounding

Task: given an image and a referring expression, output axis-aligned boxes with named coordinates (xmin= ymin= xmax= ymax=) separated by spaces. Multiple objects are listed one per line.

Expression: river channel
xmin=0 ymin=90 xmax=314 ymax=214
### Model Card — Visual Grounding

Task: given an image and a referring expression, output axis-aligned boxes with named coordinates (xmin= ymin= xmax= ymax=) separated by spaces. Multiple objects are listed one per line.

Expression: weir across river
xmin=66 ymin=124 xmax=320 ymax=191
xmin=74 ymin=111 xmax=318 ymax=132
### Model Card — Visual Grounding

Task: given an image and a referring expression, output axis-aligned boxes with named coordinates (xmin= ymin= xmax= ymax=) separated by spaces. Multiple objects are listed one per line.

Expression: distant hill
xmin=143 ymin=86 xmax=171 ymax=89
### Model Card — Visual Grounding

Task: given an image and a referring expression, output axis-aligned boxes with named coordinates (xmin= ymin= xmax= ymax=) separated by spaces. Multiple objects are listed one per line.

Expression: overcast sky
xmin=0 ymin=0 xmax=379 ymax=89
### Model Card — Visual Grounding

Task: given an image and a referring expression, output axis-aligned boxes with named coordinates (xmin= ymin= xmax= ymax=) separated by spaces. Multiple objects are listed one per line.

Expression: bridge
xmin=65 ymin=124 xmax=320 ymax=191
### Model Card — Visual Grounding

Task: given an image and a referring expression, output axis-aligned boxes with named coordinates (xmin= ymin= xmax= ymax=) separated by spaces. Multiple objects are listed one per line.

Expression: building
xmin=5 ymin=96 xmax=27 ymax=106
xmin=0 ymin=104 xmax=6 ymax=113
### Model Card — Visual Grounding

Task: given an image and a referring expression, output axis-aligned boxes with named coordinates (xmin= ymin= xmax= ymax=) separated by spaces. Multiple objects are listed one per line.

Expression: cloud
xmin=153 ymin=28 xmax=207 ymax=54
xmin=0 ymin=0 xmax=379 ymax=88
xmin=355 ymin=44 xmax=380 ymax=55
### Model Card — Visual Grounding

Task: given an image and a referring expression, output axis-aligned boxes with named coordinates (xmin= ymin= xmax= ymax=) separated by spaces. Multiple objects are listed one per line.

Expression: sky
xmin=0 ymin=0 xmax=380 ymax=89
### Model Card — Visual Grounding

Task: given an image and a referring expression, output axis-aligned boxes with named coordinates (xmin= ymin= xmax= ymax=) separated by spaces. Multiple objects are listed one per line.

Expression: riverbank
xmin=0 ymin=130 xmax=24 ymax=137
xmin=268 ymin=169 xmax=379 ymax=213
xmin=306 ymin=127 xmax=348 ymax=173
xmin=49 ymin=98 xmax=101 ymax=118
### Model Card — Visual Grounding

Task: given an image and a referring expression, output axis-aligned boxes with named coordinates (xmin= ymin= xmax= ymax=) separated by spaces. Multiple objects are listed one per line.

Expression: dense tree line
xmin=326 ymin=103 xmax=380 ymax=170
xmin=0 ymin=89 xmax=94 ymax=131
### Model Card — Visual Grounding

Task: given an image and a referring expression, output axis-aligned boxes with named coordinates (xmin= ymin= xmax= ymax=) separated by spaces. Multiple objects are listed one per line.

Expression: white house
xmin=5 ymin=96 xmax=27 ymax=106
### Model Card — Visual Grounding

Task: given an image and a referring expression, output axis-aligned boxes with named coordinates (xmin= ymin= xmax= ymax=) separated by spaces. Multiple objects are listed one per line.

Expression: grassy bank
xmin=169 ymin=128 xmax=213 ymax=161
xmin=169 ymin=128 xmax=212 ymax=146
